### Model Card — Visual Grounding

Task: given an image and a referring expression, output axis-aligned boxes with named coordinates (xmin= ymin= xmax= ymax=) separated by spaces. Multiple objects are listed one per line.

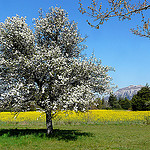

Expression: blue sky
xmin=0 ymin=0 xmax=150 ymax=91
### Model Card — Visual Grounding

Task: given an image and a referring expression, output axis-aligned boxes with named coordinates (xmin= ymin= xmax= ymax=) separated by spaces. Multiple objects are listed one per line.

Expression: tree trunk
xmin=46 ymin=109 xmax=53 ymax=135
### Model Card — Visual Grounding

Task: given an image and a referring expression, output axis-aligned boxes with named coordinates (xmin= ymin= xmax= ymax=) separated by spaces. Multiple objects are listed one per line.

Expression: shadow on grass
xmin=0 ymin=128 xmax=93 ymax=141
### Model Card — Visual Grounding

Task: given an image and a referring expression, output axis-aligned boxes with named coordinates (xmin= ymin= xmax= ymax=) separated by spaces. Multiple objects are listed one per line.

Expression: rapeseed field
xmin=0 ymin=110 xmax=150 ymax=124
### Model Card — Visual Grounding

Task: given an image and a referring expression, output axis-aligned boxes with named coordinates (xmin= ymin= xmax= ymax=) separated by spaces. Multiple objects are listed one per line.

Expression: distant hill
xmin=104 ymin=85 xmax=144 ymax=101
xmin=114 ymin=85 xmax=144 ymax=100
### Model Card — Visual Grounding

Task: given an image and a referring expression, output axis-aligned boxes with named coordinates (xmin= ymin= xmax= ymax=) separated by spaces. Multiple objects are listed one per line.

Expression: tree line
xmin=91 ymin=84 xmax=150 ymax=111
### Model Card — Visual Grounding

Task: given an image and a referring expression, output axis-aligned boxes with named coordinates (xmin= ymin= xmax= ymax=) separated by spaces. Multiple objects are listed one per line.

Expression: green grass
xmin=0 ymin=121 xmax=150 ymax=150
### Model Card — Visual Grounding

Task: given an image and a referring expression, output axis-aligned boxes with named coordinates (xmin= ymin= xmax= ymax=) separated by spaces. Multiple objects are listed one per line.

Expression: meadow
xmin=0 ymin=110 xmax=150 ymax=124
xmin=0 ymin=110 xmax=150 ymax=150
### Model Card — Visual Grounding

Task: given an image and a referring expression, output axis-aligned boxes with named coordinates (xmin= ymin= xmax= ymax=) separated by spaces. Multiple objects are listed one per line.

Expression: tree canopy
xmin=0 ymin=7 xmax=114 ymax=134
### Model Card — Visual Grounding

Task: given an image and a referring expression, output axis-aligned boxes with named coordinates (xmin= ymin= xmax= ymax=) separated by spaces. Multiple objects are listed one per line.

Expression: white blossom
xmin=0 ymin=7 xmax=115 ymax=113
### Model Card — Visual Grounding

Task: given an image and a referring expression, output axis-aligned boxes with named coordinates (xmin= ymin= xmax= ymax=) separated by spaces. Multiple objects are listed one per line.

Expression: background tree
xmin=79 ymin=0 xmax=150 ymax=38
xmin=131 ymin=85 xmax=150 ymax=111
xmin=92 ymin=96 xmax=108 ymax=109
xmin=101 ymin=96 xmax=109 ymax=109
xmin=0 ymin=7 xmax=114 ymax=135
xmin=108 ymin=93 xmax=120 ymax=109
xmin=118 ymin=97 xmax=131 ymax=110
xmin=94 ymin=97 xmax=103 ymax=109
xmin=131 ymin=84 xmax=150 ymax=110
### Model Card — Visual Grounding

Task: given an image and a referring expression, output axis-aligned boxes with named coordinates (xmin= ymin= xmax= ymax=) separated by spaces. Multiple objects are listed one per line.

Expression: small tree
xmin=0 ymin=7 xmax=114 ymax=135
xmin=119 ymin=97 xmax=131 ymax=110
xmin=93 ymin=97 xmax=102 ymax=109
xmin=101 ymin=96 xmax=107 ymax=109
xmin=108 ymin=93 xmax=120 ymax=109
xmin=131 ymin=84 xmax=150 ymax=111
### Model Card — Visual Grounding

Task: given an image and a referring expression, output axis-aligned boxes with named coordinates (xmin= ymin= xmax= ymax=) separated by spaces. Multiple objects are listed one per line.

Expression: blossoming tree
xmin=0 ymin=7 xmax=114 ymax=134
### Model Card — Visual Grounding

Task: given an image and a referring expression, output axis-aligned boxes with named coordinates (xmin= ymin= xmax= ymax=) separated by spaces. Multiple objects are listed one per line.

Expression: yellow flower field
xmin=0 ymin=110 xmax=150 ymax=124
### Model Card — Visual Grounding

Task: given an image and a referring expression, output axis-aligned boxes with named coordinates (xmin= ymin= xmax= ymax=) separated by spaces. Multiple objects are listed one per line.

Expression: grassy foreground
xmin=0 ymin=110 xmax=150 ymax=149
xmin=0 ymin=121 xmax=150 ymax=150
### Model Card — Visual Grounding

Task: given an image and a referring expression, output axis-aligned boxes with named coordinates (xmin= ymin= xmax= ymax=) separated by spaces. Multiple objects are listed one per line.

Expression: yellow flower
xmin=0 ymin=110 xmax=149 ymax=124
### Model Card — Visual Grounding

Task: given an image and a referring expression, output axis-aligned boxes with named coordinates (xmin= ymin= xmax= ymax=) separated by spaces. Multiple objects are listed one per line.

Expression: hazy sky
xmin=0 ymin=0 xmax=150 ymax=90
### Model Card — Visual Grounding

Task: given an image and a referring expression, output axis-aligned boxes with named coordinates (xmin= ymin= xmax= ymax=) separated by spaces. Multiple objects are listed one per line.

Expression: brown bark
xmin=46 ymin=109 xmax=53 ymax=135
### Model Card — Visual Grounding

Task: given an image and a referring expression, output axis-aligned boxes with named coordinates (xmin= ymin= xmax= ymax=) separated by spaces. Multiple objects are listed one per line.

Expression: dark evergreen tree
xmin=131 ymin=84 xmax=150 ymax=111
xmin=102 ymin=97 xmax=105 ymax=106
xmin=119 ymin=97 xmax=131 ymax=110
xmin=108 ymin=93 xmax=121 ymax=109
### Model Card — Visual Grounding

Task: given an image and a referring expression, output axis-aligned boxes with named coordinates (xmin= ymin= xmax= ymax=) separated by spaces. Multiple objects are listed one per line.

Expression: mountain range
xmin=104 ymin=85 xmax=144 ymax=101
xmin=114 ymin=85 xmax=144 ymax=100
